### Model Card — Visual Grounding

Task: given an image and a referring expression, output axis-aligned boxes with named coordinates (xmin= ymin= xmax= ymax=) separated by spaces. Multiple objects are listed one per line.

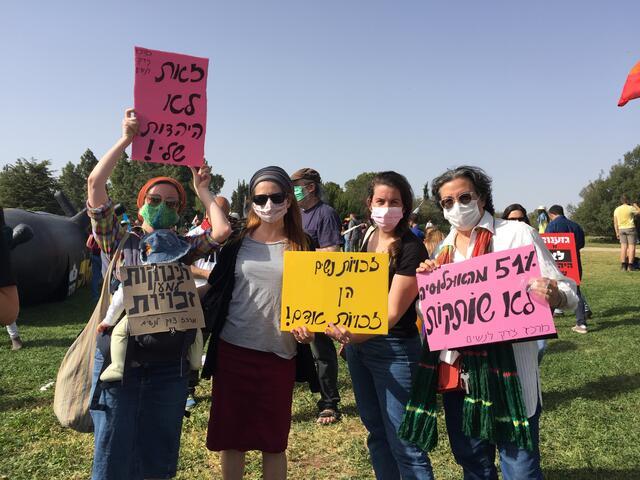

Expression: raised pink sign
xmin=132 ymin=46 xmax=208 ymax=167
xmin=418 ymin=245 xmax=556 ymax=351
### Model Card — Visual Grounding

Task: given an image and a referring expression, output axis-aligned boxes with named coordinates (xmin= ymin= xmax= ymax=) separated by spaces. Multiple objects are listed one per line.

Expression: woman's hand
xmin=527 ymin=277 xmax=564 ymax=308
xmin=190 ymin=162 xmax=212 ymax=195
xmin=325 ymin=323 xmax=351 ymax=344
xmin=416 ymin=259 xmax=439 ymax=274
xmin=121 ymin=108 xmax=139 ymax=145
xmin=324 ymin=323 xmax=372 ymax=344
xmin=292 ymin=326 xmax=315 ymax=344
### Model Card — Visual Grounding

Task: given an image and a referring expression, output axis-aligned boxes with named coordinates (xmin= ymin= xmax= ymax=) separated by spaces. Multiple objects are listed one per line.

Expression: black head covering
xmin=249 ymin=166 xmax=294 ymax=194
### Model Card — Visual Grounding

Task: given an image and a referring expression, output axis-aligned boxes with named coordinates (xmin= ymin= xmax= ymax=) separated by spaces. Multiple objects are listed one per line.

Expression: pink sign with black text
xmin=417 ymin=245 xmax=556 ymax=351
xmin=132 ymin=46 xmax=208 ymax=167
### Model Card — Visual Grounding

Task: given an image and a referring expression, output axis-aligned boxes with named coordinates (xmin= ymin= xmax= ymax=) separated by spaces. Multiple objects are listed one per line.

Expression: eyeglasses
xmin=509 ymin=216 xmax=527 ymax=222
xmin=252 ymin=193 xmax=286 ymax=206
xmin=145 ymin=195 xmax=180 ymax=210
xmin=439 ymin=191 xmax=477 ymax=210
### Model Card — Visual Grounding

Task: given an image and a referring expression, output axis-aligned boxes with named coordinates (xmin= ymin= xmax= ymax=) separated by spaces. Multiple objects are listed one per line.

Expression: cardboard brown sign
xmin=120 ymin=263 xmax=205 ymax=335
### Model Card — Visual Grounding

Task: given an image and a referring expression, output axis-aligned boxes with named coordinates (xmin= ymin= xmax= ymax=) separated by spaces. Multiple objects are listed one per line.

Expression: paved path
xmin=583 ymin=246 xmax=618 ymax=252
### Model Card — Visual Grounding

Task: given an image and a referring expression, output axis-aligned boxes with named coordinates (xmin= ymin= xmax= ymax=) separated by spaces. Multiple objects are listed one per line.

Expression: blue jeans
xmin=346 ymin=336 xmax=434 ymax=480
xmin=443 ymin=390 xmax=543 ymax=480
xmin=90 ymin=350 xmax=189 ymax=480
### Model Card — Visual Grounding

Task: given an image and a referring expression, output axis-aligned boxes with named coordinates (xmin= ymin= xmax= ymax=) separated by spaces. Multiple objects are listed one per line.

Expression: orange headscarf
xmin=136 ymin=177 xmax=187 ymax=219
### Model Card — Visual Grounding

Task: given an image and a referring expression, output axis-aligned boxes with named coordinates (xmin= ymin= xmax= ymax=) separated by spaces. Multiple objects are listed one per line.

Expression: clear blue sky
xmin=1 ymin=1 xmax=639 ymax=214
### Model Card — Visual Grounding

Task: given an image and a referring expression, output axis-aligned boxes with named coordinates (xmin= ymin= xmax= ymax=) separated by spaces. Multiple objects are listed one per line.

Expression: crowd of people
xmin=1 ymin=108 xmax=638 ymax=480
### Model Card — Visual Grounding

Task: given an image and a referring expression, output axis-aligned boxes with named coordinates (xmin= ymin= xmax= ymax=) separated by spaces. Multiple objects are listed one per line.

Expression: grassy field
xmin=1 ymin=249 xmax=639 ymax=479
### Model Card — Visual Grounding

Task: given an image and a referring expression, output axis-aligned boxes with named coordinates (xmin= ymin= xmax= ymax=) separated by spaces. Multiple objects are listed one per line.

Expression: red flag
xmin=618 ymin=61 xmax=640 ymax=107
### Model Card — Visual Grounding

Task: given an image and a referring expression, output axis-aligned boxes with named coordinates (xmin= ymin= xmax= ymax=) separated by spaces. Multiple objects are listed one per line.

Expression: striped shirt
xmin=87 ymin=199 xmax=219 ymax=267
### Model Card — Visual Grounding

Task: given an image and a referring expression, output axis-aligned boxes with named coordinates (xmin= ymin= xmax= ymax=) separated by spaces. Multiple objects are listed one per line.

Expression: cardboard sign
xmin=132 ymin=46 xmax=208 ymax=167
xmin=281 ymin=252 xmax=389 ymax=334
xmin=120 ymin=263 xmax=205 ymax=335
xmin=540 ymin=233 xmax=581 ymax=285
xmin=417 ymin=245 xmax=556 ymax=351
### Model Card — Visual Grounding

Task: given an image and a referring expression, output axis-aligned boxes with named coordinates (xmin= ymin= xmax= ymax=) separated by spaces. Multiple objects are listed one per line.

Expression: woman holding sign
xmin=400 ymin=166 xmax=578 ymax=480
xmin=200 ymin=166 xmax=317 ymax=480
xmin=86 ymin=108 xmax=232 ymax=480
xmin=325 ymin=171 xmax=435 ymax=480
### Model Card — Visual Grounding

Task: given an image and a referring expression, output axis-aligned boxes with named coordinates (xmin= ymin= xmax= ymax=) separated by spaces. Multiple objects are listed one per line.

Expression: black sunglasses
xmin=439 ymin=191 xmax=477 ymax=210
xmin=145 ymin=195 xmax=180 ymax=210
xmin=252 ymin=193 xmax=286 ymax=206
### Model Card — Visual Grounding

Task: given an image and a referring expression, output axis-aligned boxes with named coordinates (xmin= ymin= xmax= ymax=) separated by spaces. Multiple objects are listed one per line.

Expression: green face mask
xmin=294 ymin=185 xmax=306 ymax=202
xmin=139 ymin=202 xmax=180 ymax=230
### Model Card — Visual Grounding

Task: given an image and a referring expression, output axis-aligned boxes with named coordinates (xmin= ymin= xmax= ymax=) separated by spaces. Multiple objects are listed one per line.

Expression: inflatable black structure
xmin=4 ymin=192 xmax=92 ymax=305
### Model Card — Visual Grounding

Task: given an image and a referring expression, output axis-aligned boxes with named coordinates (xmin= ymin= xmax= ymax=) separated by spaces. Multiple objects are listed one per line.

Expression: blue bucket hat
xmin=139 ymin=230 xmax=191 ymax=264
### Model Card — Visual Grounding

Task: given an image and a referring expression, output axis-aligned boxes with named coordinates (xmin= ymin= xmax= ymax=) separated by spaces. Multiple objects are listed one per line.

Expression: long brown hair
xmin=243 ymin=190 xmax=309 ymax=251
xmin=367 ymin=171 xmax=414 ymax=265
xmin=424 ymin=226 xmax=445 ymax=258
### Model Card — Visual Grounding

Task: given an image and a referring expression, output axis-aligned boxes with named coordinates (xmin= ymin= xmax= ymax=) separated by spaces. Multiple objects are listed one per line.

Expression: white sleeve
xmin=530 ymin=230 xmax=579 ymax=311
xmin=103 ymin=286 xmax=125 ymax=326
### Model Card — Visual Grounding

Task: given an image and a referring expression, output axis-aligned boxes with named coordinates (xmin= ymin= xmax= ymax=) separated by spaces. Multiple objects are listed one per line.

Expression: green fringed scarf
xmin=398 ymin=228 xmax=533 ymax=452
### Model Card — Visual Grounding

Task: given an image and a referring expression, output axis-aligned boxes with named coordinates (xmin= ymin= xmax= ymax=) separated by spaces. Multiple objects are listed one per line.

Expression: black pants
xmin=310 ymin=332 xmax=340 ymax=411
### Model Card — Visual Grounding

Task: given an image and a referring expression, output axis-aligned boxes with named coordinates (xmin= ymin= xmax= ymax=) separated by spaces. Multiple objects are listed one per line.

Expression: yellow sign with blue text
xmin=281 ymin=251 xmax=389 ymax=335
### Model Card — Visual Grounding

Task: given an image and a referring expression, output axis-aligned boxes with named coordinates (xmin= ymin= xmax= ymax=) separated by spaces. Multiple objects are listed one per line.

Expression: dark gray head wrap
xmin=249 ymin=166 xmax=294 ymax=194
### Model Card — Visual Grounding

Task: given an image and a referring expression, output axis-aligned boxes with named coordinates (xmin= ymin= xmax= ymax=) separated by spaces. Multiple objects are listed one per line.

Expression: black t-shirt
xmin=363 ymin=230 xmax=429 ymax=338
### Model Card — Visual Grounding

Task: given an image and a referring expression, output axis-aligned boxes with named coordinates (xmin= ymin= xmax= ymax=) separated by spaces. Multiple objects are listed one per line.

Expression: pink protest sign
xmin=132 ymin=46 xmax=208 ymax=167
xmin=418 ymin=245 xmax=556 ymax=351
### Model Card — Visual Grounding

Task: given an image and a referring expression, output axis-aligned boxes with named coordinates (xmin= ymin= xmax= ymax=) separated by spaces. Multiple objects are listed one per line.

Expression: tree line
xmin=3 ymin=145 xmax=637 ymax=236
xmin=569 ymin=145 xmax=640 ymax=237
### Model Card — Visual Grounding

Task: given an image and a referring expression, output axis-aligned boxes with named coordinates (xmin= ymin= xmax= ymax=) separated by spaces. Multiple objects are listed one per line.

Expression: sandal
xmin=316 ymin=408 xmax=341 ymax=425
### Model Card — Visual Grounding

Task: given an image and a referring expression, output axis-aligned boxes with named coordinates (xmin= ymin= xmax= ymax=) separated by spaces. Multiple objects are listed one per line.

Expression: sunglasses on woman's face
xmin=252 ymin=193 xmax=286 ymax=206
xmin=145 ymin=195 xmax=180 ymax=210
xmin=439 ymin=191 xmax=477 ymax=210
xmin=509 ymin=216 xmax=527 ymax=222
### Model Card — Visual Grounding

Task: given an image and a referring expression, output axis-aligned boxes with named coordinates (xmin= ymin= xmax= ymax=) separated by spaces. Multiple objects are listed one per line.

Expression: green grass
xmin=1 ymin=249 xmax=639 ymax=479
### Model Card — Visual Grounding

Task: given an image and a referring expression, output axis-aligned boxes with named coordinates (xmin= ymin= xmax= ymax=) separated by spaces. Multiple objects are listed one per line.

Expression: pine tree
xmin=0 ymin=159 xmax=62 ymax=213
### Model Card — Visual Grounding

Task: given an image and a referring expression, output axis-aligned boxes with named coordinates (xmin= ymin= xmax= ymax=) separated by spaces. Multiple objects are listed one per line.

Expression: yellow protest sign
xmin=281 ymin=251 xmax=389 ymax=335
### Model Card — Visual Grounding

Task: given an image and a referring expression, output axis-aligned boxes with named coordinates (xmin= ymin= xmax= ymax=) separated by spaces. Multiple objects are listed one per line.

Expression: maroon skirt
xmin=207 ymin=339 xmax=296 ymax=453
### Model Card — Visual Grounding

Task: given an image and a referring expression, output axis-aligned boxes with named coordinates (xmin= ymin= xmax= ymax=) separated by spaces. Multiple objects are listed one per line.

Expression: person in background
xmin=87 ymin=233 xmax=103 ymax=302
xmin=535 ymin=206 xmax=549 ymax=234
xmin=201 ymin=166 xmax=316 ymax=480
xmin=613 ymin=194 xmax=640 ymax=271
xmin=401 ymin=166 xmax=578 ymax=480
xmin=408 ymin=213 xmax=425 ymax=241
xmin=423 ymin=221 xmax=445 ymax=257
xmin=290 ymin=167 xmax=343 ymax=425
xmin=501 ymin=203 xmax=549 ymax=361
xmin=502 ymin=203 xmax=531 ymax=225
xmin=184 ymin=196 xmax=231 ymax=411
xmin=344 ymin=212 xmax=363 ymax=252
xmin=0 ymin=209 xmax=19 ymax=327
xmin=546 ymin=204 xmax=591 ymax=334
xmin=325 ymin=171 xmax=435 ymax=480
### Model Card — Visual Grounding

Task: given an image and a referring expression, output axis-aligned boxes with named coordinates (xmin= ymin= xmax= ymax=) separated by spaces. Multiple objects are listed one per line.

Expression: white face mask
xmin=252 ymin=199 xmax=289 ymax=223
xmin=443 ymin=199 xmax=482 ymax=231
